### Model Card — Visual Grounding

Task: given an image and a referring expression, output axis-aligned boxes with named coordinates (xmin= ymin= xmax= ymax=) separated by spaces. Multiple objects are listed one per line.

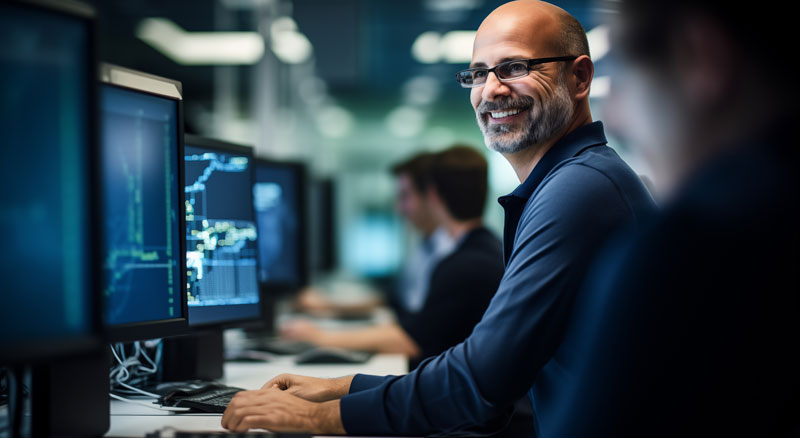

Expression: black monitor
xmin=1 ymin=2 xmax=109 ymax=436
xmin=253 ymin=158 xmax=308 ymax=292
xmin=183 ymin=135 xmax=261 ymax=327
xmin=99 ymin=63 xmax=187 ymax=342
xmin=309 ymin=176 xmax=337 ymax=274
xmin=0 ymin=0 xmax=100 ymax=364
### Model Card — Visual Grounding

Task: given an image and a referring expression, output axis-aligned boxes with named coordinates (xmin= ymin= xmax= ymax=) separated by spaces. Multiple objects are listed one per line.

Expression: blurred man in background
xmin=292 ymin=151 xmax=456 ymax=319
xmin=282 ymin=146 xmax=504 ymax=371
xmin=542 ymin=1 xmax=799 ymax=436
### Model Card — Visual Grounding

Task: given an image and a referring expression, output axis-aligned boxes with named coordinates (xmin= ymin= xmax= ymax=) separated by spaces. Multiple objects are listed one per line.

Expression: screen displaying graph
xmin=184 ymin=142 xmax=260 ymax=326
xmin=101 ymin=84 xmax=183 ymax=326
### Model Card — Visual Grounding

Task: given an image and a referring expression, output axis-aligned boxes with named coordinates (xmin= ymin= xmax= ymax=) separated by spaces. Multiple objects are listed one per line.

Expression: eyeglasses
xmin=455 ymin=56 xmax=578 ymax=88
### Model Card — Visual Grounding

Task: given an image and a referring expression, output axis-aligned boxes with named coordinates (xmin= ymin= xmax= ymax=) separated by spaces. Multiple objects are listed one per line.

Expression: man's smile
xmin=485 ymin=107 xmax=528 ymax=124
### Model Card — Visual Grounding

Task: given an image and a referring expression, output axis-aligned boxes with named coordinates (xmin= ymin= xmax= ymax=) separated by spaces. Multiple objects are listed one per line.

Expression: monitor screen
xmin=254 ymin=160 xmax=306 ymax=289
xmin=100 ymin=76 xmax=185 ymax=338
xmin=184 ymin=137 xmax=260 ymax=326
xmin=0 ymin=0 xmax=96 ymax=362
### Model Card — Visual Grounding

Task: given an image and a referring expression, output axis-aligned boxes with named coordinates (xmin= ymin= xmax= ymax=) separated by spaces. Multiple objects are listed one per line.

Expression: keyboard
xmin=158 ymin=382 xmax=244 ymax=413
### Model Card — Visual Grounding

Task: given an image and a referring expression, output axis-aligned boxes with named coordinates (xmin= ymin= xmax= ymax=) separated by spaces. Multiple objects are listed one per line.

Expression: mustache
xmin=477 ymin=95 xmax=535 ymax=113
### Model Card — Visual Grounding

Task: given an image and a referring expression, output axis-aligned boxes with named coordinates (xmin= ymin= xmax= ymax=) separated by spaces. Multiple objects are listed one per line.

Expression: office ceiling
xmin=84 ymin=0 xmax=606 ymax=124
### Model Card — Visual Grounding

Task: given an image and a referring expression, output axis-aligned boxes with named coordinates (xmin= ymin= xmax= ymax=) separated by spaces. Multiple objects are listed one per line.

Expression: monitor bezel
xmin=99 ymin=64 xmax=189 ymax=342
xmin=183 ymin=134 xmax=264 ymax=329
xmin=253 ymin=157 xmax=309 ymax=295
xmin=0 ymin=0 xmax=103 ymax=365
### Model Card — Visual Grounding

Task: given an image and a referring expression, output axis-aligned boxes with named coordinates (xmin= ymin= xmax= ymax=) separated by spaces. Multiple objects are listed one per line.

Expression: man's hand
xmin=294 ymin=287 xmax=334 ymax=316
xmin=280 ymin=319 xmax=324 ymax=344
xmin=264 ymin=373 xmax=353 ymax=402
xmin=221 ymin=387 xmax=345 ymax=434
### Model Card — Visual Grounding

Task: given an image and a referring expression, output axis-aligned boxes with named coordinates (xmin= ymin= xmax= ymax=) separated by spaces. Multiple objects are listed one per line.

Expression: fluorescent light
xmin=587 ymin=25 xmax=610 ymax=61
xmin=271 ymin=32 xmax=313 ymax=64
xmin=411 ymin=30 xmax=476 ymax=64
xmin=423 ymin=0 xmax=483 ymax=11
xmin=440 ymin=31 xmax=475 ymax=63
xmin=270 ymin=17 xmax=314 ymax=64
xmin=386 ymin=106 xmax=425 ymax=138
xmin=317 ymin=105 xmax=354 ymax=138
xmin=590 ymin=75 xmax=610 ymax=98
xmin=136 ymin=18 xmax=264 ymax=65
xmin=411 ymin=31 xmax=442 ymax=64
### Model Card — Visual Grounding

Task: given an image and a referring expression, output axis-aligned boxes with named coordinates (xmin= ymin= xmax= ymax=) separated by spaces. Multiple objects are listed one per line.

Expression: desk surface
xmin=106 ymin=354 xmax=407 ymax=437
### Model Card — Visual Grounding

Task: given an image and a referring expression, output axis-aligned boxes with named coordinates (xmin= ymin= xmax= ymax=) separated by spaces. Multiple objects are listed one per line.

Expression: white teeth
xmin=489 ymin=108 xmax=521 ymax=119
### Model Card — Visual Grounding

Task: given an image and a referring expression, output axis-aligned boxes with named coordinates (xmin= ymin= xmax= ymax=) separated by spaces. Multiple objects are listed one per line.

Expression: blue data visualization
xmin=101 ymin=84 xmax=183 ymax=326
xmin=184 ymin=144 xmax=260 ymax=326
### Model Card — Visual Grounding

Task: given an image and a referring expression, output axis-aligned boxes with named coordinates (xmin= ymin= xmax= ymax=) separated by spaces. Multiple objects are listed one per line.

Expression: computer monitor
xmin=183 ymin=135 xmax=261 ymax=327
xmin=0 ymin=0 xmax=100 ymax=364
xmin=253 ymin=158 xmax=308 ymax=292
xmin=309 ymin=176 xmax=337 ymax=274
xmin=99 ymin=63 xmax=187 ymax=341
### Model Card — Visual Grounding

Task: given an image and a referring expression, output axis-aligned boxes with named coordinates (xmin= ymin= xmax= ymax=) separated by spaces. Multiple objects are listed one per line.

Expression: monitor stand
xmin=241 ymin=291 xmax=278 ymax=340
xmin=160 ymin=330 xmax=224 ymax=382
xmin=30 ymin=346 xmax=110 ymax=437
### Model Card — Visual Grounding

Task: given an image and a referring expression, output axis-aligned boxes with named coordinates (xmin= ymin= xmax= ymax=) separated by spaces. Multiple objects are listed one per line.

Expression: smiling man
xmin=221 ymin=1 xmax=655 ymax=435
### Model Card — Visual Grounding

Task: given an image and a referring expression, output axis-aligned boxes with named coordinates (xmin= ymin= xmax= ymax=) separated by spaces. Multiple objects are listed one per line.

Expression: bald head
xmin=468 ymin=0 xmax=594 ymax=166
xmin=474 ymin=1 xmax=589 ymax=61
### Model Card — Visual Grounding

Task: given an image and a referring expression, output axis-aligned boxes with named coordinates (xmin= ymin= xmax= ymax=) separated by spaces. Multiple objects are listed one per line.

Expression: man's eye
xmin=507 ymin=63 xmax=528 ymax=74
xmin=473 ymin=70 xmax=487 ymax=79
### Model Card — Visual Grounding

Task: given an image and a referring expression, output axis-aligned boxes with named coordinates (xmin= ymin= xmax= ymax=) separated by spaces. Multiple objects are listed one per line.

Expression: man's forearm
xmin=319 ymin=324 xmax=421 ymax=357
xmin=328 ymin=375 xmax=355 ymax=400
xmin=313 ymin=399 xmax=347 ymax=434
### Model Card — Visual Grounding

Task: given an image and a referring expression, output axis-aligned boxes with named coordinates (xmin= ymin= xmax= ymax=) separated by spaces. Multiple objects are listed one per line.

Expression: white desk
xmin=106 ymin=354 xmax=408 ymax=437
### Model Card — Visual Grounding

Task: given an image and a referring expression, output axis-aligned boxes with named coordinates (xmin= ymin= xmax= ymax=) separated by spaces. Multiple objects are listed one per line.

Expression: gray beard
xmin=476 ymin=81 xmax=574 ymax=154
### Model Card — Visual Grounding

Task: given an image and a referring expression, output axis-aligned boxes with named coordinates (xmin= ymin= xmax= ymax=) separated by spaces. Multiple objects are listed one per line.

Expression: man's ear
xmin=572 ymin=55 xmax=594 ymax=100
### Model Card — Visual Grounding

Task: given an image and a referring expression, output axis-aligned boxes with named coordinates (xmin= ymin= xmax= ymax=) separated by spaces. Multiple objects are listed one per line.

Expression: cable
xmin=109 ymin=393 xmax=191 ymax=412
xmin=115 ymin=380 xmax=161 ymax=399
xmin=137 ymin=341 xmax=159 ymax=374
xmin=109 ymin=341 xmax=164 ymax=401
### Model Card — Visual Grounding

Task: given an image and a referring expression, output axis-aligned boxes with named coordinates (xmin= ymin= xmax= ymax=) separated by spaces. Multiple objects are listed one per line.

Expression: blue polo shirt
xmin=339 ymin=121 xmax=656 ymax=436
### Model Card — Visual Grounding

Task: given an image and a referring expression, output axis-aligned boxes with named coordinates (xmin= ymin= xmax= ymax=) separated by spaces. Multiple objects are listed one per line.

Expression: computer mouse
xmin=293 ymin=347 xmax=372 ymax=365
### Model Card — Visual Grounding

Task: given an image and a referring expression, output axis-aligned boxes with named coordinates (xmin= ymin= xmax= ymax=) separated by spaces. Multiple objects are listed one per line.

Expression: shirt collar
xmin=505 ymin=121 xmax=608 ymax=201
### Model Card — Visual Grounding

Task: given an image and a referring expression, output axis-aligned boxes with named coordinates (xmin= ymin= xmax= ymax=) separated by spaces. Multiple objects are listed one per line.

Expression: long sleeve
xmin=340 ymin=162 xmax=650 ymax=435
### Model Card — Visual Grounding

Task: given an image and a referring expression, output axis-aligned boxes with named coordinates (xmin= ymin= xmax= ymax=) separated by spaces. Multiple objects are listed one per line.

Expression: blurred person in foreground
xmin=283 ymin=146 xmax=504 ymax=371
xmin=291 ymin=151 xmax=456 ymax=319
xmin=543 ymin=1 xmax=799 ymax=436
xmin=221 ymin=1 xmax=655 ymax=435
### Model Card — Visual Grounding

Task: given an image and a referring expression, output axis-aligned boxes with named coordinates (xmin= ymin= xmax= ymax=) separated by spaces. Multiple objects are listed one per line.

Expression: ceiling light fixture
xmin=136 ymin=18 xmax=265 ymax=65
xmin=586 ymin=24 xmax=610 ymax=61
xmin=411 ymin=30 xmax=475 ymax=64
xmin=270 ymin=17 xmax=314 ymax=64
xmin=590 ymin=75 xmax=610 ymax=98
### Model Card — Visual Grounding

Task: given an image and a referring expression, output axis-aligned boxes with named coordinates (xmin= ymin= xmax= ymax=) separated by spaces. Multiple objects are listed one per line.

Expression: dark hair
xmin=430 ymin=145 xmax=488 ymax=221
xmin=615 ymin=1 xmax=788 ymax=66
xmin=390 ymin=152 xmax=435 ymax=193
xmin=555 ymin=11 xmax=591 ymax=59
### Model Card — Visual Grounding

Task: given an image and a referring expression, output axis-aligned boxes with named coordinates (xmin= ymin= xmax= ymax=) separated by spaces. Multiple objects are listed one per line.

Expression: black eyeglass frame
xmin=455 ymin=56 xmax=578 ymax=88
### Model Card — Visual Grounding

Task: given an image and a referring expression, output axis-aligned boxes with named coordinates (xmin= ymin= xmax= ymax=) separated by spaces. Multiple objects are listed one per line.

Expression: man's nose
xmin=481 ymin=71 xmax=511 ymax=102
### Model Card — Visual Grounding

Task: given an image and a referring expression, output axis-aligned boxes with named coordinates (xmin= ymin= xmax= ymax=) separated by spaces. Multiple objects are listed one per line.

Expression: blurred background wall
xmin=84 ymin=0 xmax=645 ymax=283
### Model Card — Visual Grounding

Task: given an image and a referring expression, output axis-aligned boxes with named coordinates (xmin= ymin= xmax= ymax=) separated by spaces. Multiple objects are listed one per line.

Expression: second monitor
xmin=253 ymin=158 xmax=308 ymax=293
xmin=183 ymin=135 xmax=260 ymax=327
